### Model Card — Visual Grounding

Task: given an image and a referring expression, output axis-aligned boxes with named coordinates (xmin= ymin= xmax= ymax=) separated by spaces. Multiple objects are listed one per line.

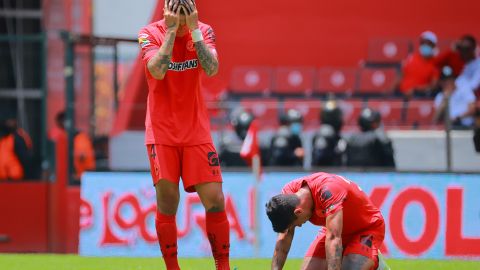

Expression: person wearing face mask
xmin=397 ymin=31 xmax=440 ymax=98
xmin=269 ymin=109 xmax=304 ymax=167
xmin=433 ymin=35 xmax=479 ymax=129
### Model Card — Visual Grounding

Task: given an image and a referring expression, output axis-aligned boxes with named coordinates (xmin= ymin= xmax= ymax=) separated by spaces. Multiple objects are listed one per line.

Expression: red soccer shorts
xmin=305 ymin=219 xmax=385 ymax=269
xmin=147 ymin=143 xmax=222 ymax=192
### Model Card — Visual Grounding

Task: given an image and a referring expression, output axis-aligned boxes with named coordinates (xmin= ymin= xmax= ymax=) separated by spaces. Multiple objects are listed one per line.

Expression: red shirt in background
xmin=139 ymin=20 xmax=217 ymax=146
xmin=400 ymin=53 xmax=440 ymax=94
xmin=433 ymin=50 xmax=465 ymax=77
xmin=281 ymin=172 xmax=383 ymax=235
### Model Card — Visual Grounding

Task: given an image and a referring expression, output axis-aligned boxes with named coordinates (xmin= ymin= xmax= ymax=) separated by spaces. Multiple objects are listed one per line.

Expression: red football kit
xmin=282 ymin=172 xmax=385 ymax=267
xmin=139 ymin=20 xmax=221 ymax=191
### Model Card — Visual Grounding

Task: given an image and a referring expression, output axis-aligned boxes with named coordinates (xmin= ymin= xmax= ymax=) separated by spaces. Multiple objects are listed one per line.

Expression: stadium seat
xmin=405 ymin=100 xmax=436 ymax=127
xmin=315 ymin=67 xmax=357 ymax=95
xmin=367 ymin=99 xmax=404 ymax=126
xmin=229 ymin=66 xmax=273 ymax=94
xmin=338 ymin=99 xmax=364 ymax=126
xmin=240 ymin=98 xmax=279 ymax=130
xmin=283 ymin=99 xmax=322 ymax=130
xmin=357 ymin=67 xmax=397 ymax=95
xmin=367 ymin=38 xmax=412 ymax=64
xmin=272 ymin=67 xmax=315 ymax=95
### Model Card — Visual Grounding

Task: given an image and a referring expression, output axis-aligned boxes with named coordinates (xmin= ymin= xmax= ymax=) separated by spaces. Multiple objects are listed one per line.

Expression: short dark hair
xmin=265 ymin=194 xmax=300 ymax=233
xmin=460 ymin=35 xmax=477 ymax=49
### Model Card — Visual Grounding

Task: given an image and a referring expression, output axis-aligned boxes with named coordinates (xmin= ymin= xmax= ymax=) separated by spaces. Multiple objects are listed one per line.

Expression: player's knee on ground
xmin=342 ymin=254 xmax=375 ymax=270
xmin=196 ymin=182 xmax=225 ymax=212
xmin=155 ymin=180 xmax=180 ymax=215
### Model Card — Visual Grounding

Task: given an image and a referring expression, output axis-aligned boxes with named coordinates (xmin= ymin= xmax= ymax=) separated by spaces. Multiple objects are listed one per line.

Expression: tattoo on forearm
xmin=157 ymin=54 xmax=171 ymax=73
xmin=151 ymin=31 xmax=175 ymax=77
xmin=327 ymin=243 xmax=342 ymax=270
xmin=194 ymin=40 xmax=218 ymax=76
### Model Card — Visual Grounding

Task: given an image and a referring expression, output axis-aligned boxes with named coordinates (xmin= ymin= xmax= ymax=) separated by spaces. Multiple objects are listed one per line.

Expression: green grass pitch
xmin=1 ymin=254 xmax=479 ymax=270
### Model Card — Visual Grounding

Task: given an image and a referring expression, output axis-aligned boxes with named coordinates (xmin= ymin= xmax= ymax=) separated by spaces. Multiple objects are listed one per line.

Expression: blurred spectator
xmin=474 ymin=107 xmax=480 ymax=153
xmin=346 ymin=108 xmax=395 ymax=167
xmin=397 ymin=31 xmax=440 ymax=98
xmin=0 ymin=112 xmax=32 ymax=180
xmin=269 ymin=109 xmax=304 ymax=166
xmin=434 ymin=66 xmax=476 ymax=129
xmin=455 ymin=35 xmax=480 ymax=97
xmin=311 ymin=99 xmax=346 ymax=166
xmin=50 ymin=111 xmax=95 ymax=180
xmin=219 ymin=110 xmax=253 ymax=167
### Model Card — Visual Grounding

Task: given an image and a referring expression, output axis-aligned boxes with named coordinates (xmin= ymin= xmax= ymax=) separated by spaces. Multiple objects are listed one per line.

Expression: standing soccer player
xmin=266 ymin=172 xmax=387 ymax=270
xmin=138 ymin=1 xmax=229 ymax=269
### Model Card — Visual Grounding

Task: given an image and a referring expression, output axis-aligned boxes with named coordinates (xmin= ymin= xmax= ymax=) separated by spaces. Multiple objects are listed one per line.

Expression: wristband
xmin=191 ymin=28 xmax=204 ymax=42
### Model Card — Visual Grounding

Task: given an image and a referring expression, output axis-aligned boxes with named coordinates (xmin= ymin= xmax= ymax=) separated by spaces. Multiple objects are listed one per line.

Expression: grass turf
xmin=0 ymin=255 xmax=479 ymax=270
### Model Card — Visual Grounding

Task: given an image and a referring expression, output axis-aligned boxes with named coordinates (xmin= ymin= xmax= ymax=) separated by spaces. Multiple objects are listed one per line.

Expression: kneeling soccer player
xmin=266 ymin=172 xmax=389 ymax=270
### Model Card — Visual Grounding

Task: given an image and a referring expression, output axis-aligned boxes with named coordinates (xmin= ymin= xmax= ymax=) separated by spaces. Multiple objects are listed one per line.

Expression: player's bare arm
xmin=325 ymin=210 xmax=343 ymax=270
xmin=271 ymin=227 xmax=295 ymax=270
xmin=183 ymin=0 xmax=219 ymax=77
xmin=147 ymin=0 xmax=180 ymax=80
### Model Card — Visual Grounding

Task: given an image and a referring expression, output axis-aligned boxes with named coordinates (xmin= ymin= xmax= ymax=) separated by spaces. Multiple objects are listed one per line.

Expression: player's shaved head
xmin=266 ymin=194 xmax=300 ymax=233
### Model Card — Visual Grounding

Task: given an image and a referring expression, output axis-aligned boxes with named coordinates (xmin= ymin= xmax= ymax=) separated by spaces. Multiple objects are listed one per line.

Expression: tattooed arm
xmin=271 ymin=228 xmax=294 ymax=270
xmin=325 ymin=210 xmax=343 ymax=270
xmin=183 ymin=0 xmax=219 ymax=77
xmin=194 ymin=39 xmax=219 ymax=77
xmin=147 ymin=0 xmax=180 ymax=80
xmin=147 ymin=30 xmax=176 ymax=80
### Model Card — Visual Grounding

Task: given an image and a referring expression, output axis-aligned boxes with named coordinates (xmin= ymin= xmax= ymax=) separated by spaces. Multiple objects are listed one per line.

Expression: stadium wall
xmin=79 ymin=172 xmax=480 ymax=259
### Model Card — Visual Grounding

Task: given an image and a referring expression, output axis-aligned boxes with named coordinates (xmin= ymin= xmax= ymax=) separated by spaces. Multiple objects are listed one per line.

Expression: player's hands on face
xmin=182 ymin=0 xmax=199 ymax=31
xmin=164 ymin=0 xmax=181 ymax=31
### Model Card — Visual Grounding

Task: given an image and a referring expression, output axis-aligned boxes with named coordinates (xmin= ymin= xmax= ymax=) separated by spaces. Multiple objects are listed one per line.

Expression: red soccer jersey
xmin=139 ymin=20 xmax=217 ymax=146
xmin=282 ymin=172 xmax=383 ymax=235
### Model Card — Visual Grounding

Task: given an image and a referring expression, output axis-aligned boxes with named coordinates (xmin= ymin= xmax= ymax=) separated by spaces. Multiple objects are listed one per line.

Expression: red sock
xmin=156 ymin=212 xmax=180 ymax=270
xmin=206 ymin=211 xmax=230 ymax=270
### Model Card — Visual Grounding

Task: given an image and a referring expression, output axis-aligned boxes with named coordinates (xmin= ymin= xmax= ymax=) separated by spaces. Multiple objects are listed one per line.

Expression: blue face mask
xmin=419 ymin=44 xmax=434 ymax=57
xmin=290 ymin=123 xmax=303 ymax=135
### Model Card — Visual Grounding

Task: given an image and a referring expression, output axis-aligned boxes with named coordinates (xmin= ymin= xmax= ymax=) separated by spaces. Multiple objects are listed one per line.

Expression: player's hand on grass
xmin=182 ymin=0 xmax=199 ymax=31
xmin=164 ymin=0 xmax=181 ymax=31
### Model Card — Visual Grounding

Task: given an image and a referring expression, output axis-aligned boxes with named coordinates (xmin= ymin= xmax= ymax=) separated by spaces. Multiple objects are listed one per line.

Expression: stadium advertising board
xmin=80 ymin=172 xmax=480 ymax=259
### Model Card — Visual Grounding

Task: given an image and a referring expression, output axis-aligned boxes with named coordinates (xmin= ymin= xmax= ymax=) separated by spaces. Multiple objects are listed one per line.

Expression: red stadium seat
xmin=283 ymin=99 xmax=322 ymax=130
xmin=367 ymin=38 xmax=412 ymax=64
xmin=240 ymin=98 xmax=279 ymax=130
xmin=367 ymin=99 xmax=404 ymax=126
xmin=338 ymin=99 xmax=364 ymax=126
xmin=273 ymin=67 xmax=315 ymax=95
xmin=406 ymin=100 xmax=436 ymax=126
xmin=315 ymin=67 xmax=357 ymax=95
xmin=229 ymin=66 xmax=273 ymax=94
xmin=357 ymin=67 xmax=397 ymax=95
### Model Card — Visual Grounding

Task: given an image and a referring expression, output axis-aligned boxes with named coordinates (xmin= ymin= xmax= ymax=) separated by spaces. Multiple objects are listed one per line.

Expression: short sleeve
xmin=202 ymin=26 xmax=218 ymax=58
xmin=319 ymin=181 xmax=347 ymax=217
xmin=138 ymin=28 xmax=161 ymax=64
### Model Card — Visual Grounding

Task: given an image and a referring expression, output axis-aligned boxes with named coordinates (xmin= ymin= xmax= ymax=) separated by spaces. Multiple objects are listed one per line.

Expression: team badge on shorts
xmin=207 ymin=152 xmax=219 ymax=166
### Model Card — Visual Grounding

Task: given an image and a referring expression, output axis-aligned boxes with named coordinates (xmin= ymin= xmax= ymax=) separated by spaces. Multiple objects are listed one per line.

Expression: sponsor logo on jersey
xmin=138 ymin=33 xmax=150 ymax=48
xmin=168 ymin=59 xmax=198 ymax=72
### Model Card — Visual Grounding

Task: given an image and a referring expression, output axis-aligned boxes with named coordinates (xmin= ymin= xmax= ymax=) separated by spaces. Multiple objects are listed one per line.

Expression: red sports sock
xmin=156 ymin=212 xmax=180 ymax=270
xmin=206 ymin=211 xmax=230 ymax=270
